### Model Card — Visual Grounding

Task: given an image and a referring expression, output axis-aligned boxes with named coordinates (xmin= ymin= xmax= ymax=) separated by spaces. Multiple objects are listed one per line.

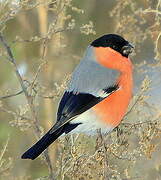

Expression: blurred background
xmin=0 ymin=0 xmax=161 ymax=179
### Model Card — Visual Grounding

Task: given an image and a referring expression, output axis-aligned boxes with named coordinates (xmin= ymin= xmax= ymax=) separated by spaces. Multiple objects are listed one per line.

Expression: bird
xmin=21 ymin=34 xmax=134 ymax=160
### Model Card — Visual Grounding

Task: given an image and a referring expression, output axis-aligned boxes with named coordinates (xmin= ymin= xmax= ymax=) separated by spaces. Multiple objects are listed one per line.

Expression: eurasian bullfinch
xmin=21 ymin=34 xmax=134 ymax=160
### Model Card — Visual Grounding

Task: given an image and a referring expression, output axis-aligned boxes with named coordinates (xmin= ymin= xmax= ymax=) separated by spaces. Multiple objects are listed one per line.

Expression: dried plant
xmin=0 ymin=0 xmax=161 ymax=180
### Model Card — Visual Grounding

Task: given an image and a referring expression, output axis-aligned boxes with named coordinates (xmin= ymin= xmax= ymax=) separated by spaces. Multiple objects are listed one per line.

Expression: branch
xmin=0 ymin=136 xmax=9 ymax=163
xmin=143 ymin=9 xmax=161 ymax=15
xmin=0 ymin=33 xmax=40 ymax=134
xmin=125 ymin=92 xmax=143 ymax=118
xmin=0 ymin=90 xmax=23 ymax=100
xmin=97 ymin=129 xmax=109 ymax=180
xmin=0 ymin=33 xmax=55 ymax=179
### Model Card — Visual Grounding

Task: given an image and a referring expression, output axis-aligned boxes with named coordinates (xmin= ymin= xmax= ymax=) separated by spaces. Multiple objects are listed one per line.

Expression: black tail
xmin=21 ymin=128 xmax=63 ymax=160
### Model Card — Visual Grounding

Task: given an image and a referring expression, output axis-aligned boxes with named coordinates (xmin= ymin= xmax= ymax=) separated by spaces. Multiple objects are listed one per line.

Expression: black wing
xmin=50 ymin=85 xmax=118 ymax=134
xmin=57 ymin=91 xmax=103 ymax=121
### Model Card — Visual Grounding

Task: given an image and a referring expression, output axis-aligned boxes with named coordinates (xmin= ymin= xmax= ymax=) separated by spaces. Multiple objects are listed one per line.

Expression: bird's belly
xmin=69 ymin=88 xmax=132 ymax=135
xmin=93 ymin=87 xmax=132 ymax=127
xmin=69 ymin=109 xmax=114 ymax=135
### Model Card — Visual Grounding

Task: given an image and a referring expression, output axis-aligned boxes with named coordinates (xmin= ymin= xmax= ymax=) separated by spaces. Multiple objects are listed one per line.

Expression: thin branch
xmin=0 ymin=105 xmax=32 ymax=122
xmin=0 ymin=33 xmax=55 ymax=179
xmin=156 ymin=0 xmax=161 ymax=21
xmin=12 ymin=28 xmax=66 ymax=44
xmin=0 ymin=136 xmax=12 ymax=175
xmin=0 ymin=136 xmax=10 ymax=164
xmin=0 ymin=33 xmax=40 ymax=133
xmin=30 ymin=38 xmax=48 ymax=91
xmin=155 ymin=31 xmax=161 ymax=54
xmin=97 ymin=129 xmax=109 ymax=180
xmin=125 ymin=93 xmax=143 ymax=117
xmin=142 ymin=9 xmax=161 ymax=15
xmin=0 ymin=90 xmax=23 ymax=100
xmin=122 ymin=118 xmax=161 ymax=129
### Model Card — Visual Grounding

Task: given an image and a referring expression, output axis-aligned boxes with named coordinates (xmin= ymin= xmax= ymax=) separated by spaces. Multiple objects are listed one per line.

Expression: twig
xmin=0 ymin=89 xmax=58 ymax=100
xmin=125 ymin=93 xmax=143 ymax=117
xmin=30 ymin=38 xmax=48 ymax=91
xmin=0 ymin=136 xmax=10 ymax=164
xmin=0 ymin=105 xmax=32 ymax=121
xmin=122 ymin=118 xmax=161 ymax=129
xmin=156 ymin=0 xmax=161 ymax=21
xmin=0 ymin=136 xmax=12 ymax=175
xmin=43 ymin=149 xmax=55 ymax=180
xmin=12 ymin=28 xmax=66 ymax=44
xmin=142 ymin=9 xmax=161 ymax=15
xmin=97 ymin=129 xmax=109 ymax=180
xmin=155 ymin=31 xmax=161 ymax=54
xmin=0 ymin=90 xmax=23 ymax=100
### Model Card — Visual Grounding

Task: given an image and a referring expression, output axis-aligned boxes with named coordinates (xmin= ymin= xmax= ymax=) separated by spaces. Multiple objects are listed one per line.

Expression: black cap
xmin=91 ymin=34 xmax=133 ymax=57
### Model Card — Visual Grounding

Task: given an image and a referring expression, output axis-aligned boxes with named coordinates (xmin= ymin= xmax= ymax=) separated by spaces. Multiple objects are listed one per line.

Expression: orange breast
xmin=93 ymin=46 xmax=133 ymax=127
xmin=93 ymin=73 xmax=133 ymax=127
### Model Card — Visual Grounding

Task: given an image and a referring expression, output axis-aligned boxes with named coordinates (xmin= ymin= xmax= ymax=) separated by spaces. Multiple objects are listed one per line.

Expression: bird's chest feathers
xmin=93 ymin=72 xmax=133 ymax=127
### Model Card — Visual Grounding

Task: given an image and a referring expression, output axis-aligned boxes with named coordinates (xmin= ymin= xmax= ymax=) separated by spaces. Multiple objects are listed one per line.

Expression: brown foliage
xmin=0 ymin=0 xmax=161 ymax=179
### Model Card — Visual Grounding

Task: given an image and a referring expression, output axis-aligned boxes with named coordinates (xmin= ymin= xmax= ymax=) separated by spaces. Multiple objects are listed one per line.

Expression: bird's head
xmin=91 ymin=34 xmax=134 ymax=58
xmin=90 ymin=34 xmax=134 ymax=72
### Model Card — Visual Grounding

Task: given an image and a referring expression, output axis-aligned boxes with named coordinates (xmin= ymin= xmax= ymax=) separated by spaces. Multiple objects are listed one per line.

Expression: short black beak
xmin=121 ymin=43 xmax=134 ymax=57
